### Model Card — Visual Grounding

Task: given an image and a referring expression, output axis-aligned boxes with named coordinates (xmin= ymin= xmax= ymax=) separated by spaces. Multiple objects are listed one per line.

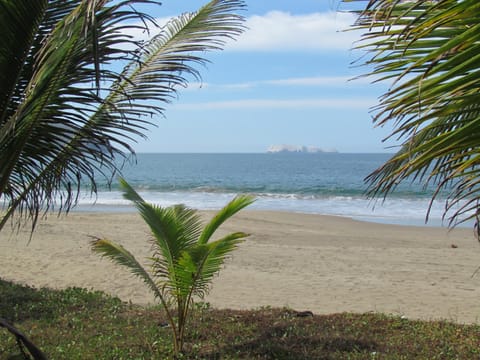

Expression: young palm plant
xmin=91 ymin=178 xmax=254 ymax=356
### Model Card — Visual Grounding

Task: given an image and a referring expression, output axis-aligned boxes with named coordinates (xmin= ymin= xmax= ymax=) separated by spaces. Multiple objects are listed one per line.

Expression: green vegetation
xmin=91 ymin=179 xmax=255 ymax=356
xmin=0 ymin=0 xmax=245 ymax=232
xmin=0 ymin=1 xmax=245 ymax=355
xmin=1 ymin=279 xmax=479 ymax=359
xmin=346 ymin=0 xmax=480 ymax=228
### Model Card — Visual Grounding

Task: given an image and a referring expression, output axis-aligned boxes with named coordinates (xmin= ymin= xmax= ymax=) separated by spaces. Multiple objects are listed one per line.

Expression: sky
xmin=129 ymin=0 xmax=395 ymax=153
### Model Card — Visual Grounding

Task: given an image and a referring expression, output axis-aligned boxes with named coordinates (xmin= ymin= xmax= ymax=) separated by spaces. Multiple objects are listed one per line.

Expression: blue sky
xmin=130 ymin=0 xmax=394 ymax=153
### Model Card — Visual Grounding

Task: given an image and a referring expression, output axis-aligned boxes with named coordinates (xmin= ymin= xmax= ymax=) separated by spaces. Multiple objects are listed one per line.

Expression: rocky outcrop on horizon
xmin=267 ymin=144 xmax=338 ymax=154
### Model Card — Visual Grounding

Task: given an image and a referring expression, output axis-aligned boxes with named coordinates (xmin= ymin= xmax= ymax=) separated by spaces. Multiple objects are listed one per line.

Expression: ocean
xmin=76 ymin=153 xmax=471 ymax=227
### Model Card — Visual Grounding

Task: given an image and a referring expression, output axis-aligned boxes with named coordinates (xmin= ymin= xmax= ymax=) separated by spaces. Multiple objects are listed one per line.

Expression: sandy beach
xmin=2 ymin=211 xmax=480 ymax=324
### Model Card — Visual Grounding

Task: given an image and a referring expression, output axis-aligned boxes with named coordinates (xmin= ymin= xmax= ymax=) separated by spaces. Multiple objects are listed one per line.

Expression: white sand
xmin=2 ymin=211 xmax=480 ymax=324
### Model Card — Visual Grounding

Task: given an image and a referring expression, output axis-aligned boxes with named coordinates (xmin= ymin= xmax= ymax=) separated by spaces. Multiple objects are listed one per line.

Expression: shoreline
xmin=72 ymin=203 xmax=471 ymax=229
xmin=2 ymin=210 xmax=480 ymax=324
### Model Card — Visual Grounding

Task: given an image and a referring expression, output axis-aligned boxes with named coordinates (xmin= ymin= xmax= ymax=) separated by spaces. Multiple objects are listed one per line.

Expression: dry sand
xmin=2 ymin=211 xmax=480 ymax=324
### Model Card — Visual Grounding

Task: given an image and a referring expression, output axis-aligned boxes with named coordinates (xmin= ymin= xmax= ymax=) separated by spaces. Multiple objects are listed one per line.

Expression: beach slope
xmin=2 ymin=211 xmax=480 ymax=323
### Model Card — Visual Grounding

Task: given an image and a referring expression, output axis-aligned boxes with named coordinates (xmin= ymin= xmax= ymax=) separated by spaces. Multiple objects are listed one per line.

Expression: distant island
xmin=267 ymin=144 xmax=338 ymax=154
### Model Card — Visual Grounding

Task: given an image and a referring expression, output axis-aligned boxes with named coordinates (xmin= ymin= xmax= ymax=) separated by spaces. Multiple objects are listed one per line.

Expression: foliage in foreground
xmin=0 ymin=0 xmax=245 ymax=232
xmin=345 ymin=0 xmax=480 ymax=228
xmin=91 ymin=179 xmax=255 ymax=356
xmin=1 ymin=279 xmax=480 ymax=359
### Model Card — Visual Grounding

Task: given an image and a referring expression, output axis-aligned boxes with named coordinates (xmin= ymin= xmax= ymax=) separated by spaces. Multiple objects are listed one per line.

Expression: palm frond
xmin=178 ymin=232 xmax=248 ymax=299
xmin=346 ymin=0 xmax=480 ymax=225
xmin=0 ymin=0 xmax=246 ymax=232
xmin=109 ymin=0 xmax=246 ymax=109
xmin=0 ymin=0 xmax=157 ymax=230
xmin=198 ymin=194 xmax=255 ymax=244
xmin=0 ymin=0 xmax=48 ymax=127
xmin=90 ymin=236 xmax=163 ymax=300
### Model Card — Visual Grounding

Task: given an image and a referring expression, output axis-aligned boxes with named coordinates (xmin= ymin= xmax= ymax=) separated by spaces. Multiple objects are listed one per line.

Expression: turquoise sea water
xmin=76 ymin=153 xmax=469 ymax=227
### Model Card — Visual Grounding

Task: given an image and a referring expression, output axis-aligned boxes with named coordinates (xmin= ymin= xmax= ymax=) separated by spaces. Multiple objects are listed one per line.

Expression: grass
xmin=1 ymin=279 xmax=479 ymax=359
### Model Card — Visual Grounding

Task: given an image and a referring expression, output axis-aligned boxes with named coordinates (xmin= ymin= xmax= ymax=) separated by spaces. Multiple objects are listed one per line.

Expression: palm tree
xmin=344 ymin=0 xmax=480 ymax=228
xmin=0 ymin=0 xmax=245 ymax=232
xmin=91 ymin=178 xmax=254 ymax=356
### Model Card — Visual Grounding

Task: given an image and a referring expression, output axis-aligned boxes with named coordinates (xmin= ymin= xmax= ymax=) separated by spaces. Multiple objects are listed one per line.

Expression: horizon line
xmin=131 ymin=151 xmax=395 ymax=155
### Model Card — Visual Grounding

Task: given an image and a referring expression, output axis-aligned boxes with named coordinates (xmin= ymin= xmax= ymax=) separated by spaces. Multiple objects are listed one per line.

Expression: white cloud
xmin=230 ymin=76 xmax=355 ymax=88
xmin=265 ymin=76 xmax=351 ymax=86
xmin=173 ymin=97 xmax=375 ymax=110
xmin=121 ymin=11 xmax=360 ymax=53
xmin=182 ymin=75 xmax=372 ymax=91
xmin=226 ymin=11 xmax=360 ymax=52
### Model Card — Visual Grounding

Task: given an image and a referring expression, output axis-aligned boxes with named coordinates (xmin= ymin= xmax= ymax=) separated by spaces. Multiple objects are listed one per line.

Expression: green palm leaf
xmin=199 ymin=194 xmax=255 ymax=244
xmin=178 ymin=232 xmax=248 ymax=299
xmin=90 ymin=237 xmax=163 ymax=301
xmin=0 ymin=0 xmax=246 ymax=232
xmin=0 ymin=0 xmax=48 ymax=125
xmin=346 ymin=0 xmax=480 ymax=226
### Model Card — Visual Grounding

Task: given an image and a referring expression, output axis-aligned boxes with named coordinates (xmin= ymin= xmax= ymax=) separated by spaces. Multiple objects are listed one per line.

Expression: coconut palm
xmin=91 ymin=178 xmax=254 ymax=355
xmin=344 ymin=0 xmax=480 ymax=227
xmin=0 ymin=0 xmax=245 ymax=232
